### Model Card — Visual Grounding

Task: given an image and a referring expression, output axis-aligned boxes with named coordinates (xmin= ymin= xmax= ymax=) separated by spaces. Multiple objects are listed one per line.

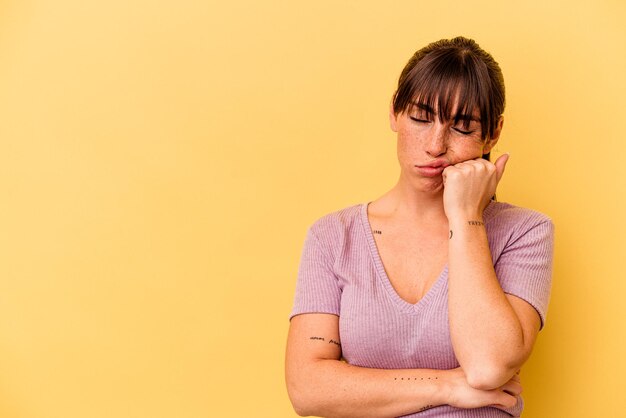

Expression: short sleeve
xmin=289 ymin=227 xmax=342 ymax=321
xmin=495 ymin=219 xmax=555 ymax=330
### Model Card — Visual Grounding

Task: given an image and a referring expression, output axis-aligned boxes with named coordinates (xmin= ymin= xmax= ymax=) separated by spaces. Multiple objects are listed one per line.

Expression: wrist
xmin=416 ymin=369 xmax=453 ymax=407
xmin=448 ymin=216 xmax=485 ymax=229
xmin=439 ymin=369 xmax=457 ymax=406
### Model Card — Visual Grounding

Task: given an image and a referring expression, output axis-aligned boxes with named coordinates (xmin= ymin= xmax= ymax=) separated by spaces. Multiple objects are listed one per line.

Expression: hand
xmin=444 ymin=367 xmax=522 ymax=409
xmin=442 ymin=154 xmax=509 ymax=221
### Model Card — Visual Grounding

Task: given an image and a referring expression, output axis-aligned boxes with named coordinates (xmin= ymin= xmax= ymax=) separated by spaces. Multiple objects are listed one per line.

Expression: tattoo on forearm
xmin=373 ymin=229 xmax=382 ymax=235
xmin=418 ymin=405 xmax=435 ymax=412
xmin=468 ymin=220 xmax=484 ymax=226
xmin=449 ymin=230 xmax=453 ymax=239
xmin=309 ymin=336 xmax=341 ymax=347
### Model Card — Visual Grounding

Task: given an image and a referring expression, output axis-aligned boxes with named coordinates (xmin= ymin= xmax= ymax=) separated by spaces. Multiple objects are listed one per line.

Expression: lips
xmin=414 ymin=161 xmax=450 ymax=177
xmin=416 ymin=160 xmax=450 ymax=169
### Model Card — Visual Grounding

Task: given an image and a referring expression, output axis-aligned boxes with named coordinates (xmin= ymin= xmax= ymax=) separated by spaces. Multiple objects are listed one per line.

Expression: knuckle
xmin=448 ymin=170 xmax=461 ymax=179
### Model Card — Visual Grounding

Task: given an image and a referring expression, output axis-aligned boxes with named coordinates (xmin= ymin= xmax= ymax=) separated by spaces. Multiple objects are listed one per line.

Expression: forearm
xmin=288 ymin=359 xmax=447 ymax=418
xmin=447 ymin=216 xmax=525 ymax=388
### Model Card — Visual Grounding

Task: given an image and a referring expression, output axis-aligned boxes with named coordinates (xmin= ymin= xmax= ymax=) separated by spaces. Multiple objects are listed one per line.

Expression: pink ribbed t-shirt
xmin=289 ymin=200 xmax=555 ymax=417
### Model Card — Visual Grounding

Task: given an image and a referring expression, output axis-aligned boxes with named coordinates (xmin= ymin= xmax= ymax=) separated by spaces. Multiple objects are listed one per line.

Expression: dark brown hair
xmin=392 ymin=36 xmax=505 ymax=159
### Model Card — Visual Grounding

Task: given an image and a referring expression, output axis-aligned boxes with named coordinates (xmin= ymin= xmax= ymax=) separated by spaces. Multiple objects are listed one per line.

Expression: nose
xmin=425 ymin=122 xmax=448 ymax=157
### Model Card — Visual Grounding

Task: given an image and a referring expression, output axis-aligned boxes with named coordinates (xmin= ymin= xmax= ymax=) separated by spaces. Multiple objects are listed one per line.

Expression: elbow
xmin=463 ymin=350 xmax=527 ymax=390
xmin=287 ymin=394 xmax=311 ymax=416
xmin=465 ymin=364 xmax=518 ymax=390
xmin=288 ymin=397 xmax=308 ymax=417
xmin=286 ymin=375 xmax=319 ymax=417
xmin=292 ymin=403 xmax=311 ymax=417
xmin=287 ymin=378 xmax=344 ymax=418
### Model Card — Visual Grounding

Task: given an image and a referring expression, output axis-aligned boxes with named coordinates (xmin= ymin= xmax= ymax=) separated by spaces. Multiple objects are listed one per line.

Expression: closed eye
xmin=409 ymin=116 xmax=431 ymax=123
xmin=452 ymin=127 xmax=475 ymax=135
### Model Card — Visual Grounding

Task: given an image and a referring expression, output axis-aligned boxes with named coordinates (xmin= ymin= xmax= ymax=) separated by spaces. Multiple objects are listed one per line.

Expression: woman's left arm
xmin=443 ymin=155 xmax=547 ymax=391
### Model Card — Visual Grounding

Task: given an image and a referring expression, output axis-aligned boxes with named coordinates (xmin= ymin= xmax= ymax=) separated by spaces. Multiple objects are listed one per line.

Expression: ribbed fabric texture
xmin=289 ymin=201 xmax=555 ymax=417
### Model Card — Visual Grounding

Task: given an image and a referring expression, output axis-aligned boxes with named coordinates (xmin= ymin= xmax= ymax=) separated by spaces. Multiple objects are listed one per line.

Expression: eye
xmin=452 ymin=127 xmax=475 ymax=135
xmin=409 ymin=116 xmax=431 ymax=123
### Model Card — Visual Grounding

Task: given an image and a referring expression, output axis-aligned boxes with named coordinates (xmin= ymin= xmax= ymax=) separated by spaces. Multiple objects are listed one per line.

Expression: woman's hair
xmin=392 ymin=36 xmax=505 ymax=159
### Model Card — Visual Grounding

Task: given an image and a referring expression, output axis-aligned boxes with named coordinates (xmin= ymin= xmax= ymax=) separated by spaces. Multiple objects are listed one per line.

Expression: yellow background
xmin=0 ymin=1 xmax=624 ymax=417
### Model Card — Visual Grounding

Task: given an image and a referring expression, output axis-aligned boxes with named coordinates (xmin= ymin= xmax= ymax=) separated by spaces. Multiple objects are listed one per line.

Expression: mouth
xmin=414 ymin=162 xmax=450 ymax=177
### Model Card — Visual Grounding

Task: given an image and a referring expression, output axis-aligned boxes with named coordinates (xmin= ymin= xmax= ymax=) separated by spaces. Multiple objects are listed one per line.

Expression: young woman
xmin=285 ymin=36 xmax=554 ymax=417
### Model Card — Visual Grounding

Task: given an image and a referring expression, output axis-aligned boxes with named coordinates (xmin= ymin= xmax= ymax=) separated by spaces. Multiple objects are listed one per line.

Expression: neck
xmin=372 ymin=173 xmax=449 ymax=226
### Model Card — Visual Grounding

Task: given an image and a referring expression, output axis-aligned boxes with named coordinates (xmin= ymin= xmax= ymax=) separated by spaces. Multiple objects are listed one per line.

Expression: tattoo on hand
xmin=468 ymin=220 xmax=484 ymax=226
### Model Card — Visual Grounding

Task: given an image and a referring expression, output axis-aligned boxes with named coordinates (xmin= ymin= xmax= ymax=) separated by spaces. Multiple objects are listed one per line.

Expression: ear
xmin=389 ymin=99 xmax=398 ymax=132
xmin=483 ymin=115 xmax=504 ymax=154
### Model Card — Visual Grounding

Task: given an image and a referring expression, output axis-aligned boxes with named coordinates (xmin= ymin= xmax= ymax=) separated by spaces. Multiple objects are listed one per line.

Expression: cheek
xmin=396 ymin=139 xmax=409 ymax=161
xmin=449 ymin=139 xmax=486 ymax=161
xmin=396 ymin=130 xmax=419 ymax=157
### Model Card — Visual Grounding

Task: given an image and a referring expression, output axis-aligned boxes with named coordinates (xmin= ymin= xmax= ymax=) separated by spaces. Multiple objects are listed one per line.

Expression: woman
xmin=285 ymin=36 xmax=554 ymax=417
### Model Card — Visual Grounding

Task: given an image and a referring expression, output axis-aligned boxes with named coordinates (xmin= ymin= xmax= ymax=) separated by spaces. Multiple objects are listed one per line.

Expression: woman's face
xmin=389 ymin=98 xmax=502 ymax=192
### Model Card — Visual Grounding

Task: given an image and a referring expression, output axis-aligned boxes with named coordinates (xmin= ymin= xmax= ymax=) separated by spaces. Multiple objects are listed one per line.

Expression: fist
xmin=442 ymin=154 xmax=509 ymax=220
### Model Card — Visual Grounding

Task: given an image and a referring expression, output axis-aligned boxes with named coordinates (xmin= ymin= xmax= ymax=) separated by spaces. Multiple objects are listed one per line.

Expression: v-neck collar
xmin=359 ymin=201 xmax=447 ymax=315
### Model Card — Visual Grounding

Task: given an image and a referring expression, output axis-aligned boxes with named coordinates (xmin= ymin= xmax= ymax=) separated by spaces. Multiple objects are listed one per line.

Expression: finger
xmin=494 ymin=153 xmax=510 ymax=183
xmin=442 ymin=166 xmax=449 ymax=182
xmin=501 ymin=379 xmax=523 ymax=396
xmin=442 ymin=164 xmax=457 ymax=180
xmin=503 ymin=384 xmax=522 ymax=400
xmin=490 ymin=392 xmax=519 ymax=409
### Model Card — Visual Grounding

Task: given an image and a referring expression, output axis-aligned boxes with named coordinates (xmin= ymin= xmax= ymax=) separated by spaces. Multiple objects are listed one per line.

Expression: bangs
xmin=393 ymin=48 xmax=503 ymax=140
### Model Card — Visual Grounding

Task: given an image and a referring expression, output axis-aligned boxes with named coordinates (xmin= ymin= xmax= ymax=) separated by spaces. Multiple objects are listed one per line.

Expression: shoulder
xmin=307 ymin=203 xmax=363 ymax=237
xmin=304 ymin=203 xmax=364 ymax=254
xmin=484 ymin=201 xmax=555 ymax=253
xmin=485 ymin=200 xmax=554 ymax=233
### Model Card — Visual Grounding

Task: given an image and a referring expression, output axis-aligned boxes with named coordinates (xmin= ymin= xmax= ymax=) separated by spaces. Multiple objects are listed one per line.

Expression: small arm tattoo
xmin=328 ymin=339 xmax=341 ymax=347
xmin=418 ymin=405 xmax=435 ymax=412
xmin=373 ymin=229 xmax=382 ymax=235
xmin=468 ymin=220 xmax=484 ymax=226
xmin=309 ymin=336 xmax=341 ymax=347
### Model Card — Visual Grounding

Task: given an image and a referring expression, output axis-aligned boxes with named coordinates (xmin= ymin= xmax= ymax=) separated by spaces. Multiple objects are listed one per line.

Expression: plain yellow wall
xmin=0 ymin=1 xmax=624 ymax=417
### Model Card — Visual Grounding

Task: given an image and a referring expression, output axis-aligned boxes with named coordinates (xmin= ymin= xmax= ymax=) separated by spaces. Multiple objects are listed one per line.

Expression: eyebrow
xmin=454 ymin=114 xmax=481 ymax=122
xmin=414 ymin=102 xmax=435 ymax=114
xmin=412 ymin=101 xmax=481 ymax=122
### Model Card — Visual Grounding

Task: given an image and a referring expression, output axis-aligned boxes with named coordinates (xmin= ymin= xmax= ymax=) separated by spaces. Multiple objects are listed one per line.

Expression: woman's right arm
xmin=285 ymin=313 xmax=522 ymax=418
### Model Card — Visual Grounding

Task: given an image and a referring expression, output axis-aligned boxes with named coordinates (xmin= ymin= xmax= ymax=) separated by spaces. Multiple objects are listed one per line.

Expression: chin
xmin=414 ymin=177 xmax=444 ymax=193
